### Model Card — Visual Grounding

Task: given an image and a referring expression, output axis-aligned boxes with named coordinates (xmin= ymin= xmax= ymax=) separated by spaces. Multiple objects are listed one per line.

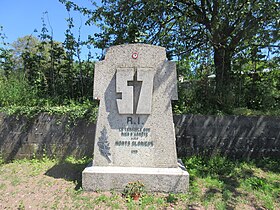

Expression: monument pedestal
xmin=82 ymin=160 xmax=189 ymax=193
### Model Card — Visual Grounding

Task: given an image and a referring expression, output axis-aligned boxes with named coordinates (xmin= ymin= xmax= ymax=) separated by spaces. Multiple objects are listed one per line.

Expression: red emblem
xmin=132 ymin=52 xmax=138 ymax=59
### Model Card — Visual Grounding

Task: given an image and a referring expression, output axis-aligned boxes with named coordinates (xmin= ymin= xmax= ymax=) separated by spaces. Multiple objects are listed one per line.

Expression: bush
xmin=0 ymin=71 xmax=39 ymax=106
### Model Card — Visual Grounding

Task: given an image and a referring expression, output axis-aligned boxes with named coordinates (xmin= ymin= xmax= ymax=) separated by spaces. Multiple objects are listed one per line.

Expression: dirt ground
xmin=0 ymin=159 xmax=278 ymax=209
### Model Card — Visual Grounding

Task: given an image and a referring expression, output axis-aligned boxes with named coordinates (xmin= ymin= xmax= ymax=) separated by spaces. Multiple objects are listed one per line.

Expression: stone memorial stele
xmin=82 ymin=44 xmax=189 ymax=193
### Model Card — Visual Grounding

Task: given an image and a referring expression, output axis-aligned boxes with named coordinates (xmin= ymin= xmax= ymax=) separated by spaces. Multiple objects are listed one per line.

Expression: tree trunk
xmin=214 ymin=46 xmax=232 ymax=112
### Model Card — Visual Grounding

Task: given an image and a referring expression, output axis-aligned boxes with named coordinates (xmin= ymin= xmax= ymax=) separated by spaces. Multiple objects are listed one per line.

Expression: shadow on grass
xmin=188 ymin=154 xmax=280 ymax=209
xmin=254 ymin=158 xmax=280 ymax=173
xmin=45 ymin=161 xmax=90 ymax=190
xmin=220 ymin=176 xmax=248 ymax=210
xmin=185 ymin=155 xmax=256 ymax=210
xmin=201 ymin=175 xmax=245 ymax=210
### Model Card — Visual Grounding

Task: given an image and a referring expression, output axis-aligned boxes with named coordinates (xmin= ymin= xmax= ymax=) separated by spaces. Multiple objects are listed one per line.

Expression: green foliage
xmin=173 ymin=58 xmax=222 ymax=115
xmin=0 ymin=72 xmax=38 ymax=106
xmin=0 ymin=26 xmax=15 ymax=76
xmin=1 ymin=2 xmax=279 ymax=116
xmin=233 ymin=60 xmax=280 ymax=112
xmin=244 ymin=177 xmax=269 ymax=191
xmin=1 ymin=12 xmax=95 ymax=105
xmin=183 ymin=155 xmax=280 ymax=209
xmin=64 ymin=156 xmax=91 ymax=165
xmin=44 ymin=100 xmax=98 ymax=122
xmin=61 ymin=0 xmax=279 ymax=112
xmin=0 ymin=100 xmax=98 ymax=122
xmin=18 ymin=200 xmax=25 ymax=210
xmin=123 ymin=180 xmax=146 ymax=199
xmin=0 ymin=23 xmax=97 ymax=121
xmin=183 ymin=155 xmax=236 ymax=179
xmin=165 ymin=194 xmax=178 ymax=204
xmin=16 ymin=35 xmax=95 ymax=102
xmin=232 ymin=107 xmax=280 ymax=116
xmin=174 ymin=59 xmax=280 ymax=115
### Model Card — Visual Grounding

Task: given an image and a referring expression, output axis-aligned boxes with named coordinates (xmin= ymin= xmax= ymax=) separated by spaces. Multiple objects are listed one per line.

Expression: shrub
xmin=0 ymin=72 xmax=39 ymax=106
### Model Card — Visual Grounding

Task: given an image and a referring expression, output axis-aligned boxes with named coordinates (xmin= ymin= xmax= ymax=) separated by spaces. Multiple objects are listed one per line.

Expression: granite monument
xmin=82 ymin=44 xmax=189 ymax=192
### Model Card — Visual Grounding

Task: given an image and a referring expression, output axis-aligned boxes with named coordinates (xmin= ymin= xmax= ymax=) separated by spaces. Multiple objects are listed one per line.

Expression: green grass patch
xmin=0 ymin=156 xmax=4 ymax=165
xmin=183 ymin=155 xmax=280 ymax=209
xmin=0 ymin=155 xmax=279 ymax=209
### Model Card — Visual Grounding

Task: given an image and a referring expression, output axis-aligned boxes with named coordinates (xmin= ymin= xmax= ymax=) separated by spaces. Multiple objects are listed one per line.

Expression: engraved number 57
xmin=116 ymin=68 xmax=154 ymax=115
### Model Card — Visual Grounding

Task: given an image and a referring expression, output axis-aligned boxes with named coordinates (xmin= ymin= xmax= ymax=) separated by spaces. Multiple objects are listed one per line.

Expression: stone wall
xmin=0 ymin=113 xmax=279 ymax=161
xmin=174 ymin=115 xmax=280 ymax=159
xmin=0 ymin=113 xmax=95 ymax=161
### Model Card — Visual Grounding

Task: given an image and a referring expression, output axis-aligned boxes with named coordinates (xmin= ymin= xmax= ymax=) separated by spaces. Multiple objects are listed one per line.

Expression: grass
xmin=183 ymin=156 xmax=280 ymax=209
xmin=0 ymin=155 xmax=279 ymax=209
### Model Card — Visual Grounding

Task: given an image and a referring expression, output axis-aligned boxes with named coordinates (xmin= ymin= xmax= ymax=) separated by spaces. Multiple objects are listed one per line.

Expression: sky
xmin=0 ymin=0 xmax=101 ymax=60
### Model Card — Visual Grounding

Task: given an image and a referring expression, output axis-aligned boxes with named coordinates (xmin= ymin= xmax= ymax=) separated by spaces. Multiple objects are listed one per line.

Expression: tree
xmin=0 ymin=26 xmax=14 ymax=76
xmin=60 ymin=0 xmax=279 ymax=112
xmin=10 ymin=35 xmax=40 ymax=70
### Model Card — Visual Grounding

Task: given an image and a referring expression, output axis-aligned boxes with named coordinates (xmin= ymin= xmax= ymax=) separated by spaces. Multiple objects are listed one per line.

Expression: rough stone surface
xmin=1 ymin=113 xmax=280 ymax=161
xmin=92 ymin=44 xmax=178 ymax=168
xmin=83 ymin=44 xmax=188 ymax=192
xmin=82 ymin=160 xmax=189 ymax=193
xmin=0 ymin=112 xmax=95 ymax=161
xmin=174 ymin=114 xmax=280 ymax=159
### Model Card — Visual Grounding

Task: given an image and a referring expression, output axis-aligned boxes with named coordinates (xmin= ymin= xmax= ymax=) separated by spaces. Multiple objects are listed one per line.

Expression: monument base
xmin=82 ymin=160 xmax=189 ymax=193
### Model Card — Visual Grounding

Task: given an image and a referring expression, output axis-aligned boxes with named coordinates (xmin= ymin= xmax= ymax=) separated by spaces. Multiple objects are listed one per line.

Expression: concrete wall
xmin=174 ymin=115 xmax=280 ymax=159
xmin=0 ymin=113 xmax=279 ymax=161
xmin=0 ymin=113 xmax=95 ymax=161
